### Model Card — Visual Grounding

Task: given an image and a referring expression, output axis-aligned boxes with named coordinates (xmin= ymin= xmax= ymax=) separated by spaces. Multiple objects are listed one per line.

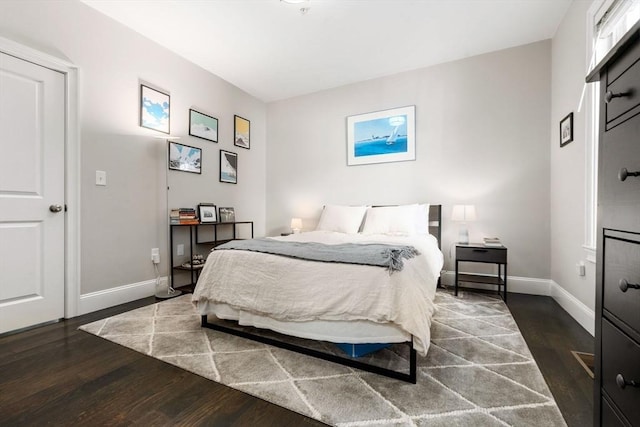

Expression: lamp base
xmin=458 ymin=227 xmax=469 ymax=245
xmin=156 ymin=289 xmax=182 ymax=299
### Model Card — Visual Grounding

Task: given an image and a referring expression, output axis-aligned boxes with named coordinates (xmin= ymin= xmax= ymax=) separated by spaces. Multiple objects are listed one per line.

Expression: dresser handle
xmin=618 ymin=168 xmax=640 ymax=182
xmin=616 ymin=374 xmax=640 ymax=389
xmin=605 ymin=90 xmax=633 ymax=103
xmin=472 ymin=249 xmax=488 ymax=253
xmin=619 ymin=278 xmax=640 ymax=292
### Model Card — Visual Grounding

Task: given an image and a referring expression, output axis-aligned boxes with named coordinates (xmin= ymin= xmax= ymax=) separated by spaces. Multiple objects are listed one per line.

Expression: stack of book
xmin=170 ymin=208 xmax=198 ymax=225
xmin=483 ymin=237 xmax=503 ymax=247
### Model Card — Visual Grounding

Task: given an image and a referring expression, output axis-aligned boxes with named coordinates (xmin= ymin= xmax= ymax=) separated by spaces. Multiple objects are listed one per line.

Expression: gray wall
xmin=266 ymin=41 xmax=552 ymax=280
xmin=550 ymin=0 xmax=596 ymax=311
xmin=0 ymin=0 xmax=266 ymax=295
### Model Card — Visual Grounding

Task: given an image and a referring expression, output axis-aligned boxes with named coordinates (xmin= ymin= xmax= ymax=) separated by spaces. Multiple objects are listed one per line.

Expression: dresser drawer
xmin=456 ymin=246 xmax=506 ymax=264
xmin=602 ymin=395 xmax=630 ymax=427
xmin=606 ymin=40 xmax=640 ymax=129
xmin=602 ymin=319 xmax=640 ymax=426
xmin=603 ymin=235 xmax=640 ymax=335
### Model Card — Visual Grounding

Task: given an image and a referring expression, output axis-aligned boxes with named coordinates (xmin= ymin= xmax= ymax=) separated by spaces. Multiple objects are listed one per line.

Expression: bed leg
xmin=201 ymin=315 xmax=207 ymax=327
xmin=409 ymin=347 xmax=417 ymax=384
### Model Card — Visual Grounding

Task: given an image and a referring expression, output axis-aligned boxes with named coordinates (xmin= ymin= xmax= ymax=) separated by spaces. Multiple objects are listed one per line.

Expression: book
xmin=483 ymin=237 xmax=503 ymax=247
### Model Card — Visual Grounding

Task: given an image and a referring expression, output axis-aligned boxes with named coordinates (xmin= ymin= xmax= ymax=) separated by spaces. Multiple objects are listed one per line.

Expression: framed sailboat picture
xmin=346 ymin=105 xmax=415 ymax=166
xmin=220 ymin=150 xmax=238 ymax=184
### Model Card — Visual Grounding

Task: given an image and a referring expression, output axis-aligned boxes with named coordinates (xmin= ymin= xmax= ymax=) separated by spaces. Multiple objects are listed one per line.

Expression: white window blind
xmin=594 ymin=0 xmax=640 ymax=65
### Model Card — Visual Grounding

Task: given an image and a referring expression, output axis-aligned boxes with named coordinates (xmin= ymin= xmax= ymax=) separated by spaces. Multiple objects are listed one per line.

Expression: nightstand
xmin=455 ymin=243 xmax=508 ymax=302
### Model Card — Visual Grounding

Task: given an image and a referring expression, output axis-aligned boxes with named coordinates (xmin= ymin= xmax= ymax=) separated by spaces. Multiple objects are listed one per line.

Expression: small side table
xmin=455 ymin=243 xmax=508 ymax=302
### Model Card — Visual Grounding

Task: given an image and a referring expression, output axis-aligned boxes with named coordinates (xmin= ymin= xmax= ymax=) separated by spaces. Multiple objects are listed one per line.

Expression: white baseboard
xmin=549 ymin=280 xmax=595 ymax=336
xmin=440 ymin=271 xmax=594 ymax=336
xmin=78 ymin=277 xmax=167 ymax=316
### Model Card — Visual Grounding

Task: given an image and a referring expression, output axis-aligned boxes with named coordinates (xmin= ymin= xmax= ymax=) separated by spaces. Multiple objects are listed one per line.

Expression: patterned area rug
xmin=79 ymin=290 xmax=566 ymax=426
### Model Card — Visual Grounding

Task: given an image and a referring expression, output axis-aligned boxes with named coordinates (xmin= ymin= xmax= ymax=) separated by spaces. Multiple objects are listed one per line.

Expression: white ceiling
xmin=82 ymin=0 xmax=572 ymax=102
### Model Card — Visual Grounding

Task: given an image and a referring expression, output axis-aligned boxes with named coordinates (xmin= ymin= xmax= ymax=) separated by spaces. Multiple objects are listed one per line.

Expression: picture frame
xmin=347 ymin=105 xmax=416 ymax=166
xmin=220 ymin=149 xmax=238 ymax=184
xmin=198 ymin=203 xmax=217 ymax=223
xmin=189 ymin=109 xmax=218 ymax=142
xmin=140 ymin=84 xmax=170 ymax=134
xmin=560 ymin=112 xmax=574 ymax=147
xmin=234 ymin=115 xmax=250 ymax=149
xmin=168 ymin=141 xmax=201 ymax=174
xmin=219 ymin=207 xmax=235 ymax=223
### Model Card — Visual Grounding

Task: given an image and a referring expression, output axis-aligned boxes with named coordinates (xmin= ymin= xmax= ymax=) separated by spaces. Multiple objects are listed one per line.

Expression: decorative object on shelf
xmin=234 ymin=115 xmax=250 ymax=149
xmin=198 ymin=203 xmax=217 ymax=223
xmin=560 ymin=112 xmax=573 ymax=147
xmin=169 ymin=141 xmax=201 ymax=174
xmin=346 ymin=105 xmax=415 ymax=166
xmin=181 ymin=253 xmax=206 ymax=269
xmin=140 ymin=84 xmax=170 ymax=134
xmin=219 ymin=150 xmax=237 ymax=183
xmin=290 ymin=217 xmax=302 ymax=234
xmin=189 ymin=109 xmax=218 ymax=142
xmin=219 ymin=207 xmax=235 ymax=223
xmin=451 ymin=204 xmax=476 ymax=244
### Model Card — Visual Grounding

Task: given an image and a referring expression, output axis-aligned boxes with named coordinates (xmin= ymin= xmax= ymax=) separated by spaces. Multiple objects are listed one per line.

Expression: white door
xmin=0 ymin=52 xmax=65 ymax=334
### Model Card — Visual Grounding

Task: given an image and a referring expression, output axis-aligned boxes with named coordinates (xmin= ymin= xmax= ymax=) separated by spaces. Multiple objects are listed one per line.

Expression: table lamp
xmin=290 ymin=217 xmax=303 ymax=234
xmin=451 ymin=205 xmax=476 ymax=244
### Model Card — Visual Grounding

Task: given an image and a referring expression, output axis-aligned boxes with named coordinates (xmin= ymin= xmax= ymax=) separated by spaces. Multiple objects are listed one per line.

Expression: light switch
xmin=96 ymin=170 xmax=107 ymax=186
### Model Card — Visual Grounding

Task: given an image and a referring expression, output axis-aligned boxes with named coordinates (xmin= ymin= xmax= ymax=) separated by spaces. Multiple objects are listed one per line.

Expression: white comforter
xmin=192 ymin=231 xmax=443 ymax=355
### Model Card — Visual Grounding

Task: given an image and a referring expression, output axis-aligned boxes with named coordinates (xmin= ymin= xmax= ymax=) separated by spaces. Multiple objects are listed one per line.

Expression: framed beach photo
xmin=234 ymin=115 xmax=250 ymax=149
xmin=220 ymin=150 xmax=238 ymax=184
xmin=189 ymin=109 xmax=218 ymax=142
xmin=140 ymin=84 xmax=170 ymax=134
xmin=560 ymin=112 xmax=573 ymax=147
xmin=346 ymin=105 xmax=415 ymax=166
xmin=198 ymin=203 xmax=217 ymax=223
xmin=219 ymin=207 xmax=235 ymax=223
xmin=168 ymin=141 xmax=201 ymax=174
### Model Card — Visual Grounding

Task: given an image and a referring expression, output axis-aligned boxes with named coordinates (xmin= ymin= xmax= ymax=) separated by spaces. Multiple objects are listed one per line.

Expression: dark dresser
xmin=587 ymin=22 xmax=640 ymax=427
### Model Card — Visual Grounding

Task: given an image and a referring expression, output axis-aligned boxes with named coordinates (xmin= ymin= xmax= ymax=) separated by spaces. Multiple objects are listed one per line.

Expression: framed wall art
xmin=346 ymin=105 xmax=415 ymax=166
xmin=219 ymin=207 xmax=235 ymax=223
xmin=168 ymin=141 xmax=201 ymax=174
xmin=560 ymin=112 xmax=573 ymax=147
xmin=189 ymin=109 xmax=218 ymax=142
xmin=198 ymin=203 xmax=218 ymax=223
xmin=234 ymin=115 xmax=250 ymax=149
xmin=220 ymin=149 xmax=238 ymax=184
xmin=140 ymin=84 xmax=170 ymax=134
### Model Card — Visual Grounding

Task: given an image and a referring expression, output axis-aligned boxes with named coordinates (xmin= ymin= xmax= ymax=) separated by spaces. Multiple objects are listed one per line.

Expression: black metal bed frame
xmin=199 ymin=205 xmax=442 ymax=384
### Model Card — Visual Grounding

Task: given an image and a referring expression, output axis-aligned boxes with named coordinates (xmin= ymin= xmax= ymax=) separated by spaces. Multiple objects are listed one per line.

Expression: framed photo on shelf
xmin=219 ymin=207 xmax=235 ymax=223
xmin=189 ymin=109 xmax=218 ymax=142
xmin=346 ymin=105 xmax=415 ymax=166
xmin=560 ymin=112 xmax=573 ymax=147
xmin=234 ymin=115 xmax=250 ymax=149
xmin=168 ymin=141 xmax=201 ymax=174
xmin=198 ymin=203 xmax=217 ymax=223
xmin=220 ymin=150 xmax=238 ymax=184
xmin=140 ymin=84 xmax=170 ymax=134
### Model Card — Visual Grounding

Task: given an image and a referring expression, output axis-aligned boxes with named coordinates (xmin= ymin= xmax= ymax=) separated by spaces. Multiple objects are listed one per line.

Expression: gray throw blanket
xmin=215 ymin=238 xmax=419 ymax=273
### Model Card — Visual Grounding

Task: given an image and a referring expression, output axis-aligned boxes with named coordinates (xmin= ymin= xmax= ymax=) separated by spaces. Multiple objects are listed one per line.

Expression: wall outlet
xmin=151 ymin=248 xmax=160 ymax=264
xmin=177 ymin=244 xmax=184 ymax=256
xmin=95 ymin=170 xmax=107 ymax=186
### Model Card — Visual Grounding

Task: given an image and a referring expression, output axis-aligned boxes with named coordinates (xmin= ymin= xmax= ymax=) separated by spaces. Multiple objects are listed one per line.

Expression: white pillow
xmin=316 ymin=205 xmax=368 ymax=234
xmin=362 ymin=204 xmax=420 ymax=235
xmin=414 ymin=203 xmax=431 ymax=235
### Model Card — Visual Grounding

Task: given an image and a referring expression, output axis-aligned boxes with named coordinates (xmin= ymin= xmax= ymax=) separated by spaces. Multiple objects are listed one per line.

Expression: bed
xmin=192 ymin=204 xmax=443 ymax=383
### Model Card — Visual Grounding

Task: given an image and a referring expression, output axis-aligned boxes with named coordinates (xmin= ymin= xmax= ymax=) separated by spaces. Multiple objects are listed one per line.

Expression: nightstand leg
xmin=504 ymin=264 xmax=507 ymax=303
xmin=455 ymin=260 xmax=459 ymax=296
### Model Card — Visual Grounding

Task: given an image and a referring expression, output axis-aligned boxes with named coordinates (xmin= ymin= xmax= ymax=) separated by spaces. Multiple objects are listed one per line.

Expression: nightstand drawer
xmin=603 ymin=235 xmax=640 ymax=335
xmin=456 ymin=246 xmax=506 ymax=264
xmin=601 ymin=319 xmax=640 ymax=426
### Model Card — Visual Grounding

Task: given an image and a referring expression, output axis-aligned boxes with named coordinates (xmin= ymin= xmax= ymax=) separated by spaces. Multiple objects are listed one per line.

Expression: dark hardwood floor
xmin=0 ymin=292 xmax=593 ymax=426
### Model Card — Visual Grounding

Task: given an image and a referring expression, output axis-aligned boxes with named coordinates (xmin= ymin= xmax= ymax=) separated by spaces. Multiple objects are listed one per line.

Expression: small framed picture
xmin=220 ymin=150 xmax=238 ymax=184
xmin=198 ymin=203 xmax=217 ymax=223
xmin=189 ymin=109 xmax=218 ymax=143
xmin=140 ymin=84 xmax=170 ymax=134
xmin=560 ymin=112 xmax=573 ymax=147
xmin=234 ymin=115 xmax=250 ymax=149
xmin=219 ymin=207 xmax=235 ymax=223
xmin=168 ymin=141 xmax=201 ymax=174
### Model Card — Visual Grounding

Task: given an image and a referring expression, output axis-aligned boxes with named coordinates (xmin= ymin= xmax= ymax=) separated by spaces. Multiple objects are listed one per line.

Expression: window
xmin=584 ymin=0 xmax=640 ymax=261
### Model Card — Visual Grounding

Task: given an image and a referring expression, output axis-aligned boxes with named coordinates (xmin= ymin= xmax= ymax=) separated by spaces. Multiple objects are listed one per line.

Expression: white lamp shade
xmin=290 ymin=218 xmax=303 ymax=232
xmin=451 ymin=205 xmax=476 ymax=222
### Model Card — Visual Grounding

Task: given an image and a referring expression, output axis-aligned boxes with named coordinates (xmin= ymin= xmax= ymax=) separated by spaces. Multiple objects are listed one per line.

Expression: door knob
xmin=49 ymin=204 xmax=63 ymax=213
